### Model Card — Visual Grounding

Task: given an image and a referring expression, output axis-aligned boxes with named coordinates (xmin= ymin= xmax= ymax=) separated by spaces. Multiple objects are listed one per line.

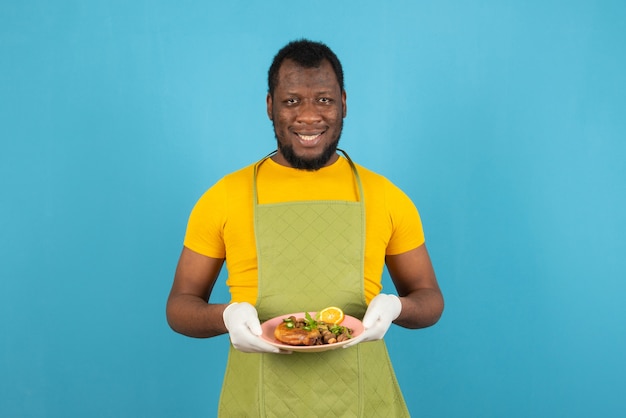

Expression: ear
xmin=266 ymin=93 xmax=273 ymax=120
xmin=341 ymin=90 xmax=347 ymax=118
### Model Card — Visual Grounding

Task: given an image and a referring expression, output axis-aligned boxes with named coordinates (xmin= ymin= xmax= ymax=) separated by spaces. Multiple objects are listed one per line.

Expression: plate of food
xmin=261 ymin=307 xmax=364 ymax=352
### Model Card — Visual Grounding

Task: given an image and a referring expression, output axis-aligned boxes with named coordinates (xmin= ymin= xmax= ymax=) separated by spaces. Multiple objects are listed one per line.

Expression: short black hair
xmin=268 ymin=39 xmax=344 ymax=97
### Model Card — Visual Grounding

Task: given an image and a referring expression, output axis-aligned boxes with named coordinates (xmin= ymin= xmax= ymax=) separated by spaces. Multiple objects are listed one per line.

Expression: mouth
xmin=295 ymin=131 xmax=325 ymax=145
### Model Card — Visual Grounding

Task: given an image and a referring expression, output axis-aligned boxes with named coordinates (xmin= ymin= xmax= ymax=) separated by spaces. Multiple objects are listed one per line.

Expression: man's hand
xmin=343 ymin=294 xmax=402 ymax=348
xmin=223 ymin=302 xmax=284 ymax=354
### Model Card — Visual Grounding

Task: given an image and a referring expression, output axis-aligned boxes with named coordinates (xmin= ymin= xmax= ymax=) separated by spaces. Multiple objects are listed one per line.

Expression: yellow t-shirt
xmin=184 ymin=156 xmax=425 ymax=304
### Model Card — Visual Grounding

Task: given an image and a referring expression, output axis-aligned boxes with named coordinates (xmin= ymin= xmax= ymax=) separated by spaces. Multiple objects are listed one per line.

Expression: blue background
xmin=2 ymin=1 xmax=625 ymax=417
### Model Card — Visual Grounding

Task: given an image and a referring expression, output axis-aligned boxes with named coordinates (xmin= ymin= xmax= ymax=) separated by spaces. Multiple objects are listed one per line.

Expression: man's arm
xmin=385 ymin=244 xmax=444 ymax=329
xmin=166 ymin=247 xmax=228 ymax=338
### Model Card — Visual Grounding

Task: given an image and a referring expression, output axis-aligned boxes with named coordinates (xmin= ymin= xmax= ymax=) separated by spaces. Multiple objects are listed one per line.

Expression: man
xmin=167 ymin=39 xmax=444 ymax=417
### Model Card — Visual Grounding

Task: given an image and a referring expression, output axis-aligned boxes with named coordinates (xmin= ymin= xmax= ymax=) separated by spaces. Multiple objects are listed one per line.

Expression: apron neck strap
xmin=252 ymin=149 xmax=364 ymax=204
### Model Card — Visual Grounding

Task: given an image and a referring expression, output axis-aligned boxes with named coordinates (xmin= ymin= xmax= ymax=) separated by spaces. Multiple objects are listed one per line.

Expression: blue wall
xmin=2 ymin=1 xmax=625 ymax=417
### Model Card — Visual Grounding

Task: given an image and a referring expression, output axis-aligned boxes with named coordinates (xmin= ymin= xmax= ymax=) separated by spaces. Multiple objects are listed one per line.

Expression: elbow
xmin=399 ymin=290 xmax=444 ymax=329
xmin=423 ymin=291 xmax=444 ymax=328
xmin=429 ymin=293 xmax=445 ymax=327
xmin=165 ymin=295 xmax=183 ymax=334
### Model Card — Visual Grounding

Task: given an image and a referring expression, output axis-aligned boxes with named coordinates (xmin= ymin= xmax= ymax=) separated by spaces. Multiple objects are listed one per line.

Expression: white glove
xmin=222 ymin=302 xmax=281 ymax=353
xmin=344 ymin=294 xmax=402 ymax=348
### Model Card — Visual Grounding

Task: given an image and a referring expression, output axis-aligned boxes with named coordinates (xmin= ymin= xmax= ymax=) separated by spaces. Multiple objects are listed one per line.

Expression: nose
xmin=296 ymin=100 xmax=322 ymax=124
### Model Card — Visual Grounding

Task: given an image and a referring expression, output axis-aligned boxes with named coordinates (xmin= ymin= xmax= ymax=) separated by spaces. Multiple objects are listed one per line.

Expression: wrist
xmin=390 ymin=294 xmax=402 ymax=321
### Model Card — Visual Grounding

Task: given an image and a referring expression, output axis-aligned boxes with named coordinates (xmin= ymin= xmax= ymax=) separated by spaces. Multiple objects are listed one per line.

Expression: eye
xmin=285 ymin=98 xmax=299 ymax=105
xmin=318 ymin=97 xmax=333 ymax=104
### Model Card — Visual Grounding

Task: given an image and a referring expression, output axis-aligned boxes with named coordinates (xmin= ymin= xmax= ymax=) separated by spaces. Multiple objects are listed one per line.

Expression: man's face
xmin=267 ymin=59 xmax=347 ymax=170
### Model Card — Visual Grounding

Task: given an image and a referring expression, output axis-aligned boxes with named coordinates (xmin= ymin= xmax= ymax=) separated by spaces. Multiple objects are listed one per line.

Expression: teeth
xmin=298 ymin=133 xmax=320 ymax=141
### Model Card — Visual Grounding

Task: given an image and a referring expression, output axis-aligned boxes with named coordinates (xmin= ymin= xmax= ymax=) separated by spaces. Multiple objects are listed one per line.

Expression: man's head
xmin=266 ymin=39 xmax=347 ymax=171
xmin=268 ymin=39 xmax=345 ymax=98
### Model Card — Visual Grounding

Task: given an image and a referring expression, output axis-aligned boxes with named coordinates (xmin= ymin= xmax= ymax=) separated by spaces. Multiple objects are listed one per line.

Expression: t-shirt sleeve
xmin=183 ymin=179 xmax=227 ymax=259
xmin=385 ymin=181 xmax=425 ymax=255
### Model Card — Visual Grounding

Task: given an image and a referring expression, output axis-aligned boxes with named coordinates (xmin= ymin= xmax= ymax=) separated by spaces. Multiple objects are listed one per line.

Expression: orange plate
xmin=261 ymin=312 xmax=364 ymax=353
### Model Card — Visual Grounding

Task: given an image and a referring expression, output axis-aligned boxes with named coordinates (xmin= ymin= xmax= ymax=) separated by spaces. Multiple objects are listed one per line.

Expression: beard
xmin=274 ymin=123 xmax=343 ymax=171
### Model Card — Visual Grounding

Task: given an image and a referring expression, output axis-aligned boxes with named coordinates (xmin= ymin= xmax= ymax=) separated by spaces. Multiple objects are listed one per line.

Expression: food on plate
xmin=274 ymin=320 xmax=321 ymax=346
xmin=273 ymin=310 xmax=353 ymax=346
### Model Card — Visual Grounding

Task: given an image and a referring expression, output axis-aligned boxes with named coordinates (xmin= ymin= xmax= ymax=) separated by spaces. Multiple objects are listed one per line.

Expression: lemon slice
xmin=318 ymin=307 xmax=345 ymax=324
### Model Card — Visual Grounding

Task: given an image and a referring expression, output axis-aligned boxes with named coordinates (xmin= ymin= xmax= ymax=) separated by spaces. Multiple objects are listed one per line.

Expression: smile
xmin=297 ymin=133 xmax=322 ymax=141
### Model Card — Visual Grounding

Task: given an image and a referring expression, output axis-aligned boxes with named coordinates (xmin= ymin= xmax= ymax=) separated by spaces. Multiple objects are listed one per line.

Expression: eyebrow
xmin=283 ymin=89 xmax=335 ymax=96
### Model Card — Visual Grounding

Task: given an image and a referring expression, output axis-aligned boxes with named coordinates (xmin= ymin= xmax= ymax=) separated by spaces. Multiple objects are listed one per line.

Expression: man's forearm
xmin=166 ymin=295 xmax=229 ymax=338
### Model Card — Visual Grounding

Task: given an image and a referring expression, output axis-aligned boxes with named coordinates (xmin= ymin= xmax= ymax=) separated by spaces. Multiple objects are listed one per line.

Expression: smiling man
xmin=167 ymin=39 xmax=444 ymax=417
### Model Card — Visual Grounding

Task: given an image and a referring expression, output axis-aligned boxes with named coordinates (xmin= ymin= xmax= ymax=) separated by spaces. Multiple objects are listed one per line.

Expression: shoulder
xmin=352 ymin=161 xmax=420 ymax=226
xmin=191 ymin=163 xmax=256 ymax=210
xmin=206 ymin=162 xmax=256 ymax=196
xmin=352 ymin=162 xmax=388 ymax=183
xmin=353 ymin=162 xmax=409 ymax=199
xmin=221 ymin=162 xmax=256 ymax=185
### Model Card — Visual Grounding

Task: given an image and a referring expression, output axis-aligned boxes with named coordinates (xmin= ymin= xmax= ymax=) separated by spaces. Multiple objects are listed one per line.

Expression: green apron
xmin=218 ymin=151 xmax=410 ymax=417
